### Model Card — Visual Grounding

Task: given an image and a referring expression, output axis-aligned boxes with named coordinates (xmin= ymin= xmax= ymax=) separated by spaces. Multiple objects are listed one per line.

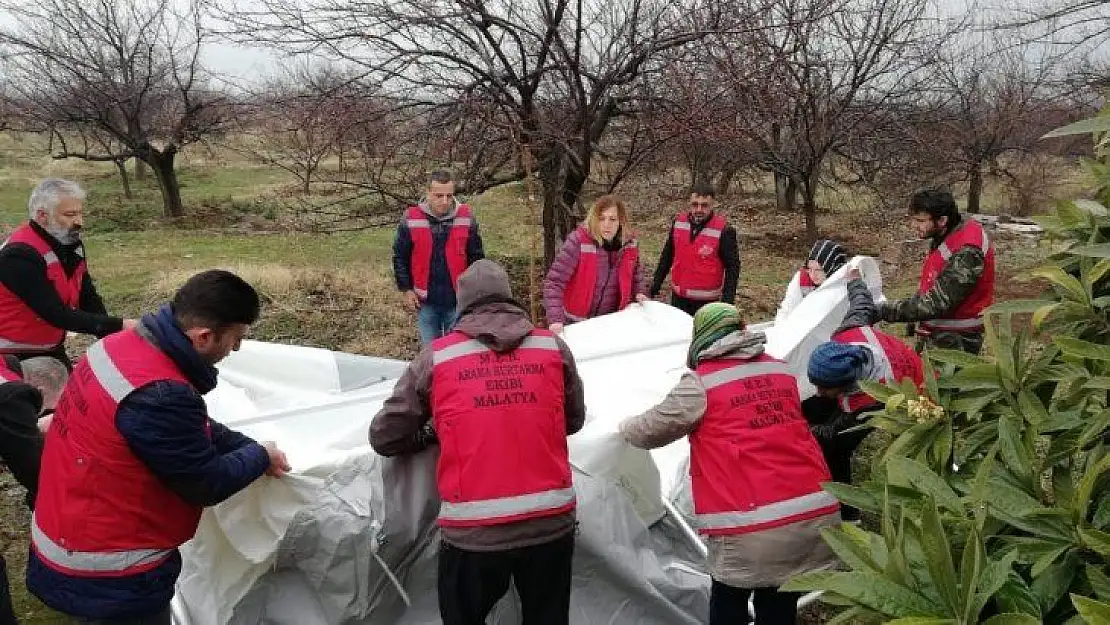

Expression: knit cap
xmin=807 ymin=341 xmax=868 ymax=388
xmin=807 ymin=239 xmax=848 ymax=276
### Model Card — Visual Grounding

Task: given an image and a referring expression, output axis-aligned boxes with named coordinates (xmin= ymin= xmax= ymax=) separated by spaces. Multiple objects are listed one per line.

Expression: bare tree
xmin=835 ymin=30 xmax=1091 ymax=213
xmin=233 ymin=65 xmax=364 ymax=194
xmin=995 ymin=0 xmax=1110 ymax=50
xmin=222 ymin=0 xmax=733 ymax=264
xmin=680 ymin=0 xmax=938 ymax=238
xmin=907 ymin=33 xmax=1076 ymax=213
xmin=0 ymin=0 xmax=227 ymax=218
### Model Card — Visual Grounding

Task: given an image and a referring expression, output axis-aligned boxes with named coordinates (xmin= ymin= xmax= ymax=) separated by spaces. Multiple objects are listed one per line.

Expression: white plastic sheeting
xmin=172 ymin=257 xmax=883 ymax=625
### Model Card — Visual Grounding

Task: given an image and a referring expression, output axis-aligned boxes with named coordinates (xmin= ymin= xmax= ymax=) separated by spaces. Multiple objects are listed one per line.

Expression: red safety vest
xmin=32 ymin=330 xmax=209 ymax=578
xmin=691 ymin=354 xmax=839 ymax=536
xmin=406 ymin=205 xmax=473 ymax=300
xmin=918 ymin=219 xmax=995 ymax=334
xmin=832 ymin=325 xmax=925 ymax=413
xmin=671 ymin=213 xmax=727 ymax=301
xmin=0 ymin=357 xmax=21 ymax=384
xmin=430 ymin=329 xmax=574 ymax=527
xmin=0 ymin=224 xmax=86 ymax=354
xmin=563 ymin=227 xmax=638 ymax=321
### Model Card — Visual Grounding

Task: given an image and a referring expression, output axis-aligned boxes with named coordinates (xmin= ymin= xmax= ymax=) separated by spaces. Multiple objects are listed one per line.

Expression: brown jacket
xmin=370 ymin=275 xmax=586 ymax=551
xmin=619 ymin=330 xmax=840 ymax=588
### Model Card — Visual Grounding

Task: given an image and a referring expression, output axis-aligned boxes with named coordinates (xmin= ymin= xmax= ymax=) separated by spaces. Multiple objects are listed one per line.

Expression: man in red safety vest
xmin=27 ymin=270 xmax=290 ymax=624
xmin=0 ymin=179 xmax=136 ymax=367
xmin=392 ymin=170 xmax=485 ymax=344
xmin=876 ymin=188 xmax=995 ymax=354
xmin=371 ymin=259 xmax=586 ymax=625
xmin=650 ymin=183 xmax=741 ymax=316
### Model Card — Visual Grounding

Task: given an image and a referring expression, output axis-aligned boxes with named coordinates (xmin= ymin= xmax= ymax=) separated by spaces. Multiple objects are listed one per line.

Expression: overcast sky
xmin=2 ymin=0 xmax=1106 ymax=82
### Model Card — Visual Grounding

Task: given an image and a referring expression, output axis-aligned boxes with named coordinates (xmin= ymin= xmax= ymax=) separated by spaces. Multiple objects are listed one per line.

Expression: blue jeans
xmin=418 ymin=303 xmax=457 ymax=344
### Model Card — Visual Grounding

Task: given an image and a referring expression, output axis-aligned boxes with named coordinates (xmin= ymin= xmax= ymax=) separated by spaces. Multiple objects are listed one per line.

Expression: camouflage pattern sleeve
xmin=878 ymin=246 xmax=985 ymax=323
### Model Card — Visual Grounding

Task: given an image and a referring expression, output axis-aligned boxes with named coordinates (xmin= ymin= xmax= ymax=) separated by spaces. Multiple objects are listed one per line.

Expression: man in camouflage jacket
xmin=876 ymin=189 xmax=994 ymax=355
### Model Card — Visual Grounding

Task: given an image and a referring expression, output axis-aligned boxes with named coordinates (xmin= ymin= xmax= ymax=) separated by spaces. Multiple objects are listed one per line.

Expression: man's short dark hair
xmin=690 ymin=182 xmax=716 ymax=198
xmin=172 ymin=270 xmax=260 ymax=330
xmin=909 ymin=188 xmax=958 ymax=221
xmin=428 ymin=170 xmax=454 ymax=186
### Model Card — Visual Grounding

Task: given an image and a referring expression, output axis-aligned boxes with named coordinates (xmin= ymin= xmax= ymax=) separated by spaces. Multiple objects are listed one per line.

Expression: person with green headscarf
xmin=619 ymin=303 xmax=840 ymax=625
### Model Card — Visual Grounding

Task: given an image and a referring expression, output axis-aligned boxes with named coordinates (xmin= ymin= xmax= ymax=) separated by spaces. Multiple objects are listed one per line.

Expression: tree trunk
xmin=802 ymin=173 xmax=819 ymax=241
xmin=775 ymin=172 xmax=798 ymax=211
xmin=148 ymin=150 xmax=184 ymax=218
xmin=802 ymin=193 xmax=818 ymax=241
xmin=134 ymin=158 xmax=146 ymax=180
xmin=539 ymin=156 xmax=585 ymax=269
xmin=688 ymin=148 xmax=711 ymax=189
xmin=115 ymin=159 xmax=133 ymax=199
xmin=716 ymin=168 xmax=738 ymax=196
xmin=967 ymin=162 xmax=983 ymax=214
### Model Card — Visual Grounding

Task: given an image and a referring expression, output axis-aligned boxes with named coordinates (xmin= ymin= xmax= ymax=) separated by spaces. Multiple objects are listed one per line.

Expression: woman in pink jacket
xmin=543 ymin=195 xmax=648 ymax=333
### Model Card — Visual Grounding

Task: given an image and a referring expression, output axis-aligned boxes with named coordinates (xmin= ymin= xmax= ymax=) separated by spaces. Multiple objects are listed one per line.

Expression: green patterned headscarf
xmin=687 ymin=302 xmax=743 ymax=369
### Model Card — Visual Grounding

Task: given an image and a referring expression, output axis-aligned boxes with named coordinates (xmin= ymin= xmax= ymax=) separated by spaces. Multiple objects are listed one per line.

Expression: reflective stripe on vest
xmin=0 ymin=338 xmax=58 ymax=351
xmin=694 ymin=491 xmax=840 ymax=532
xmin=438 ymin=486 xmax=576 ymax=523
xmin=938 ymin=226 xmax=991 ymax=261
xmin=85 ymin=339 xmax=137 ymax=402
xmin=673 ymin=222 xmax=724 ymax=239
xmin=680 ymin=287 xmax=723 ymax=300
xmin=31 ymin=514 xmax=172 ymax=574
xmin=700 ymin=360 xmax=793 ymax=390
xmin=433 ymin=334 xmax=560 ymax=365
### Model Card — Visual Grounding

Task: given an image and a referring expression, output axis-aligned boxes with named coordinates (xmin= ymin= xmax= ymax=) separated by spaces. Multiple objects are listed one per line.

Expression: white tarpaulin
xmin=172 ymin=257 xmax=883 ymax=625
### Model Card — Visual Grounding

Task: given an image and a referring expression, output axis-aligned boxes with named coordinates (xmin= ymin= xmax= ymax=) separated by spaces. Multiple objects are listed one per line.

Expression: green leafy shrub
xmin=784 ymin=109 xmax=1110 ymax=624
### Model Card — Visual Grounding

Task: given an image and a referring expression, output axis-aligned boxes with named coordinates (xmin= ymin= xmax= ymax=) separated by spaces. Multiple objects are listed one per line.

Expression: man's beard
xmin=46 ymin=223 xmax=81 ymax=245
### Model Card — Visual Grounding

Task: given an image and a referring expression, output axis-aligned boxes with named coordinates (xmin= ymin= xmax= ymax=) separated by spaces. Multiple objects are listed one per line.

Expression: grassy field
xmin=0 ymin=131 xmax=1073 ymax=623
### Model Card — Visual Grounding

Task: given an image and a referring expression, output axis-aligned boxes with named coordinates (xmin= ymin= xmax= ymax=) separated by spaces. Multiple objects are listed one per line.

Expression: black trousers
xmin=919 ymin=331 xmax=983 ymax=356
xmin=438 ymin=531 xmax=574 ymax=625
xmin=670 ymin=294 xmax=714 ymax=317
xmin=709 ymin=579 xmax=801 ymax=625
xmin=0 ymin=554 xmax=16 ymax=625
xmin=802 ymin=396 xmax=868 ymax=522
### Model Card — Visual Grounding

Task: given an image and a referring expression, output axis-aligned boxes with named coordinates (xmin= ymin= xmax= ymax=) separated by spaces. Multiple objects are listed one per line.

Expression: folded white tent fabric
xmin=172 ymin=257 xmax=883 ymax=625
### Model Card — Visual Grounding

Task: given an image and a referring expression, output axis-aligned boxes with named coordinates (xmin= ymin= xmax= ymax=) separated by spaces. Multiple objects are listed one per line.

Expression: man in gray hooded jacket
xmin=370 ymin=259 xmax=586 ymax=625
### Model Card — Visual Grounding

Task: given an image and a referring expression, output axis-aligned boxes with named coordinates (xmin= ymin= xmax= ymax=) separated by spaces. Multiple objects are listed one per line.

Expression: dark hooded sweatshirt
xmin=370 ymin=260 xmax=587 ymax=551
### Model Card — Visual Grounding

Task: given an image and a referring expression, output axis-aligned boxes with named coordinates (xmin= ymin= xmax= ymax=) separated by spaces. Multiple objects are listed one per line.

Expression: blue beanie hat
xmin=808 ymin=342 xmax=867 ymax=388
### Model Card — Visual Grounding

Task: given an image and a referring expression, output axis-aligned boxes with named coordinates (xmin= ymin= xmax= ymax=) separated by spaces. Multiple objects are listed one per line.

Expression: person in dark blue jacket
xmin=393 ymin=170 xmax=485 ymax=344
xmin=27 ymin=270 xmax=290 ymax=624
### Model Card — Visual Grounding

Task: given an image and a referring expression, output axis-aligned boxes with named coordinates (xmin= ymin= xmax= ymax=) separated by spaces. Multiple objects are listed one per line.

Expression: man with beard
xmin=876 ymin=188 xmax=995 ymax=355
xmin=650 ymin=183 xmax=741 ymax=316
xmin=0 ymin=179 xmax=136 ymax=367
